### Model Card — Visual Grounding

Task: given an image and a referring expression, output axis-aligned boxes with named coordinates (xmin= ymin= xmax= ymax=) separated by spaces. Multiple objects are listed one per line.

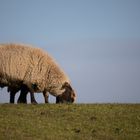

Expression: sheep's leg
xmin=56 ymin=95 xmax=62 ymax=104
xmin=17 ymin=92 xmax=27 ymax=103
xmin=9 ymin=87 xmax=19 ymax=103
xmin=43 ymin=91 xmax=49 ymax=103
xmin=10 ymin=91 xmax=16 ymax=103
xmin=30 ymin=92 xmax=38 ymax=104
xmin=17 ymin=90 xmax=28 ymax=103
xmin=17 ymin=84 xmax=28 ymax=103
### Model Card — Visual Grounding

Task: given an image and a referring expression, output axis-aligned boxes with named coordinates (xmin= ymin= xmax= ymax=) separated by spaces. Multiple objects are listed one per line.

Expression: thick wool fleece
xmin=0 ymin=44 xmax=70 ymax=96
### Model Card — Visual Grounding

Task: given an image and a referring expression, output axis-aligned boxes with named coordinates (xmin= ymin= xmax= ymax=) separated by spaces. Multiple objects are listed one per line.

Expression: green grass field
xmin=0 ymin=104 xmax=140 ymax=140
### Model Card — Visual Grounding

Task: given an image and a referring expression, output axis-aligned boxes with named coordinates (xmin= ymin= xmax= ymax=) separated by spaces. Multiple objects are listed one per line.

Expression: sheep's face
xmin=56 ymin=82 xmax=76 ymax=103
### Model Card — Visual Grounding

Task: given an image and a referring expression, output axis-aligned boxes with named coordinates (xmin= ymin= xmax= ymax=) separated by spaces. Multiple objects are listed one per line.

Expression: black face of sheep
xmin=56 ymin=82 xmax=76 ymax=103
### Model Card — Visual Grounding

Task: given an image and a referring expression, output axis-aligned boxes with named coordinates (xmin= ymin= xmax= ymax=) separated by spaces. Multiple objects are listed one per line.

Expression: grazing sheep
xmin=0 ymin=43 xmax=76 ymax=103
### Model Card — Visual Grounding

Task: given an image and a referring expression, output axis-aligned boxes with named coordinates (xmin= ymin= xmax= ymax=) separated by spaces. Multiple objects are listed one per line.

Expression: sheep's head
xmin=56 ymin=82 xmax=76 ymax=103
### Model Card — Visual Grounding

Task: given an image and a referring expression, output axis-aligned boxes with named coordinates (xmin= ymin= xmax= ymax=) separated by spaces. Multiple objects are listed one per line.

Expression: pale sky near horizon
xmin=0 ymin=0 xmax=140 ymax=103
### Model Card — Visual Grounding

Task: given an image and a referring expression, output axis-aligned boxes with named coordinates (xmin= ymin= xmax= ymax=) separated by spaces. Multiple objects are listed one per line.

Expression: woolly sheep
xmin=0 ymin=43 xmax=76 ymax=103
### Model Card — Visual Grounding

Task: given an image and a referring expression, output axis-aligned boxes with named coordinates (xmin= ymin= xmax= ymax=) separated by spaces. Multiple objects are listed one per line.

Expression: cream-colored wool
xmin=0 ymin=44 xmax=70 ymax=96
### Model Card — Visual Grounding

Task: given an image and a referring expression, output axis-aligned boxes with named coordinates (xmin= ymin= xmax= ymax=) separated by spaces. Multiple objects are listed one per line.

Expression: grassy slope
xmin=0 ymin=104 xmax=140 ymax=140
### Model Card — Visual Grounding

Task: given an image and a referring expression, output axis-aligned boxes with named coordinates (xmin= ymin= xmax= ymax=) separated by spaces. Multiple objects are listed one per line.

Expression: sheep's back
xmin=0 ymin=44 xmax=32 ymax=82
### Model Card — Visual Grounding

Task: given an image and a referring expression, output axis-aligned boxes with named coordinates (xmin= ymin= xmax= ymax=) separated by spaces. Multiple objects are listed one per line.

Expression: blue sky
xmin=0 ymin=0 xmax=140 ymax=103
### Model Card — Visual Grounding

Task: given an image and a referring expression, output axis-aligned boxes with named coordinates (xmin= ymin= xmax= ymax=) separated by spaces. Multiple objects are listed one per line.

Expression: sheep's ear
xmin=61 ymin=82 xmax=72 ymax=90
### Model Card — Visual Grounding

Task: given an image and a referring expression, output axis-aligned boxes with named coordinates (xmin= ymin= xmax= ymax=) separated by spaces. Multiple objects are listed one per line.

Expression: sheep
xmin=0 ymin=43 xmax=76 ymax=103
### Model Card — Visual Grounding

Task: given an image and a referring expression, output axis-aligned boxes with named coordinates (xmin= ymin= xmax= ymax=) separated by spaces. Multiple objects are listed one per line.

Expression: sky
xmin=0 ymin=0 xmax=140 ymax=103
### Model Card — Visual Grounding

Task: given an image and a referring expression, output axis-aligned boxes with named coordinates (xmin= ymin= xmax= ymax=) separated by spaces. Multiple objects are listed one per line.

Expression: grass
xmin=0 ymin=104 xmax=140 ymax=140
